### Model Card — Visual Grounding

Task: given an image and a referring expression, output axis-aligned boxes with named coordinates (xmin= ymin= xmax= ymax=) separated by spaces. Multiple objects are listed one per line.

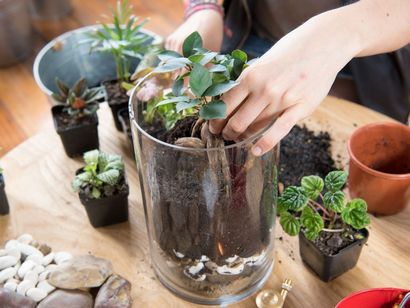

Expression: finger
xmin=221 ymin=93 xmax=268 ymax=141
xmin=251 ymin=104 xmax=307 ymax=156
xmin=208 ymin=83 xmax=249 ymax=135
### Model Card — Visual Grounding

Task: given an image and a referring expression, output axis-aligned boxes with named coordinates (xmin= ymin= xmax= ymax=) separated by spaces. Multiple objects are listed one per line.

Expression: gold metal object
xmin=256 ymin=279 xmax=293 ymax=308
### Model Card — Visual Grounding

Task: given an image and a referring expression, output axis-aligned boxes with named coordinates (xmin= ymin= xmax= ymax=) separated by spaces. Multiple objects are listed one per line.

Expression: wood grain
xmin=0 ymin=97 xmax=408 ymax=308
xmin=0 ymin=0 xmax=183 ymax=157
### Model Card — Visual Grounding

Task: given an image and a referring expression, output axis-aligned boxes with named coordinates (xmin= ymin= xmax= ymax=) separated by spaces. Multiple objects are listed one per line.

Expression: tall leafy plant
xmin=278 ymin=171 xmax=371 ymax=240
xmin=89 ymin=0 xmax=151 ymax=82
xmin=152 ymin=31 xmax=249 ymax=122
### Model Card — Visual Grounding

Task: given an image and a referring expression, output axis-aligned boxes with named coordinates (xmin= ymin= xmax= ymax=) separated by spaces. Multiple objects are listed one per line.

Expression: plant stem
xmin=322 ymin=228 xmax=344 ymax=233
xmin=308 ymin=200 xmax=331 ymax=217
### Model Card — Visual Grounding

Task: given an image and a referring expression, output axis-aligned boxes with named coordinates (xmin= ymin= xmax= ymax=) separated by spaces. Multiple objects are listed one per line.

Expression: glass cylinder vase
xmin=130 ymin=89 xmax=279 ymax=305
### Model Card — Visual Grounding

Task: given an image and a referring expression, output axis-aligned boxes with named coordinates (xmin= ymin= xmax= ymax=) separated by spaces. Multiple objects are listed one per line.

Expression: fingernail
xmin=252 ymin=146 xmax=263 ymax=156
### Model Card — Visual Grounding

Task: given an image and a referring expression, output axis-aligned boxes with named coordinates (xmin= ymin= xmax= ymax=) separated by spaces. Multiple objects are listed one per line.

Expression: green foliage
xmin=151 ymin=31 xmax=249 ymax=126
xmin=0 ymin=166 xmax=3 ymax=174
xmin=72 ymin=150 xmax=124 ymax=199
xmin=52 ymin=78 xmax=104 ymax=118
xmin=277 ymin=171 xmax=371 ymax=240
xmin=88 ymin=0 xmax=151 ymax=81
xmin=278 ymin=186 xmax=308 ymax=211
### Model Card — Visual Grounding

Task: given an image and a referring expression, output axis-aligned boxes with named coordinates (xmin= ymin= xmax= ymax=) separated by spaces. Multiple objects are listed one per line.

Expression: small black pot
xmin=299 ymin=229 xmax=369 ymax=282
xmin=76 ymin=169 xmax=129 ymax=228
xmin=117 ymin=108 xmax=134 ymax=152
xmin=102 ymin=80 xmax=129 ymax=131
xmin=0 ymin=174 xmax=10 ymax=215
xmin=52 ymin=106 xmax=99 ymax=158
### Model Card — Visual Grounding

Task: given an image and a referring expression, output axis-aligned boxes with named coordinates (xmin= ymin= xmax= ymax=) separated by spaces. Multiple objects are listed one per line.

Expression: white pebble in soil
xmin=37 ymin=280 xmax=56 ymax=294
xmin=0 ymin=249 xmax=6 ymax=257
xmin=54 ymin=252 xmax=72 ymax=265
xmin=3 ymin=280 xmax=18 ymax=292
xmin=5 ymin=240 xmax=20 ymax=250
xmin=26 ymin=287 xmax=47 ymax=302
xmin=32 ymin=264 xmax=45 ymax=275
xmin=42 ymin=252 xmax=55 ymax=266
xmin=16 ymin=280 xmax=35 ymax=296
xmin=45 ymin=264 xmax=58 ymax=272
xmin=24 ymin=270 xmax=39 ymax=285
xmin=0 ymin=267 xmax=17 ymax=283
xmin=38 ymin=270 xmax=51 ymax=281
xmin=18 ymin=260 xmax=36 ymax=279
xmin=26 ymin=254 xmax=44 ymax=265
xmin=17 ymin=234 xmax=34 ymax=244
xmin=19 ymin=244 xmax=43 ymax=257
xmin=0 ymin=255 xmax=18 ymax=270
xmin=5 ymin=247 xmax=21 ymax=260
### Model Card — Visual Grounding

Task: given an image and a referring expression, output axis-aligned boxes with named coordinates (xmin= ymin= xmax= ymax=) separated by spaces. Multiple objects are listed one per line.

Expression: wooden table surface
xmin=0 ymin=97 xmax=409 ymax=308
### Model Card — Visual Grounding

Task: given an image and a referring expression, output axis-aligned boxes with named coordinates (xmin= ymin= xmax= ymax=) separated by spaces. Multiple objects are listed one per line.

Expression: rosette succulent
xmin=278 ymin=171 xmax=371 ymax=240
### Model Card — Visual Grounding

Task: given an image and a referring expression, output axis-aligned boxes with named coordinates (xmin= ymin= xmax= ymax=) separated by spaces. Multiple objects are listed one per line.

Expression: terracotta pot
xmin=336 ymin=288 xmax=410 ymax=308
xmin=347 ymin=122 xmax=410 ymax=215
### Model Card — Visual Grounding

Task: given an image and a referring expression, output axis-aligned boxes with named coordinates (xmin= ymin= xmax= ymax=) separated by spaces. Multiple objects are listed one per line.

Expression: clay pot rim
xmin=347 ymin=122 xmax=410 ymax=180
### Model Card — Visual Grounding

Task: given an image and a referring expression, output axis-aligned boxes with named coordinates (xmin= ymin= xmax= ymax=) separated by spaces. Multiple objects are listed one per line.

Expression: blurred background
xmin=0 ymin=0 xmax=183 ymax=157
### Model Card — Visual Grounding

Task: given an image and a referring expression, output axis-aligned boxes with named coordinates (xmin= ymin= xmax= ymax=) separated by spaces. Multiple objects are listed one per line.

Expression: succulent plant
xmin=72 ymin=150 xmax=125 ymax=199
xmin=278 ymin=171 xmax=371 ymax=240
xmin=52 ymin=78 xmax=104 ymax=117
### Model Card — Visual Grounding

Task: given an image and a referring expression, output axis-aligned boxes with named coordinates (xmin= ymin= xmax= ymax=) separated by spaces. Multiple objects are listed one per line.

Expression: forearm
xmin=312 ymin=0 xmax=410 ymax=59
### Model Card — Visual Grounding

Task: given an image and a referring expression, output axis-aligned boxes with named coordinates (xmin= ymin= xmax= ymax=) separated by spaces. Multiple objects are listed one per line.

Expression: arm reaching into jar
xmin=207 ymin=0 xmax=410 ymax=156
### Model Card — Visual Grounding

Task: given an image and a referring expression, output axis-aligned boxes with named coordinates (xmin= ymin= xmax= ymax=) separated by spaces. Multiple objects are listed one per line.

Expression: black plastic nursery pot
xmin=102 ymin=79 xmax=129 ymax=131
xmin=118 ymin=108 xmax=134 ymax=152
xmin=52 ymin=106 xmax=99 ymax=158
xmin=299 ymin=229 xmax=369 ymax=282
xmin=0 ymin=174 xmax=10 ymax=215
xmin=76 ymin=170 xmax=129 ymax=228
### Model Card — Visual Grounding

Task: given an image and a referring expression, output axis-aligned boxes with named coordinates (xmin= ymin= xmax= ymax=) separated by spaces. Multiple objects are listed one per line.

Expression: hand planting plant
xmin=130 ymin=31 xmax=278 ymax=301
xmin=72 ymin=149 xmax=129 ymax=227
xmin=277 ymin=170 xmax=371 ymax=281
xmin=88 ymin=0 xmax=153 ymax=131
xmin=51 ymin=78 xmax=104 ymax=157
xmin=0 ymin=166 xmax=10 ymax=215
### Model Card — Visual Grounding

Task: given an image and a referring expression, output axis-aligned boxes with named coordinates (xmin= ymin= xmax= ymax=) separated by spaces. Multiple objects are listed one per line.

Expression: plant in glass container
xmin=0 ymin=166 xmax=10 ymax=215
xmin=278 ymin=170 xmax=371 ymax=281
xmin=72 ymin=149 xmax=129 ymax=228
xmin=51 ymin=78 xmax=104 ymax=158
xmin=129 ymin=32 xmax=278 ymax=305
xmin=88 ymin=0 xmax=152 ymax=131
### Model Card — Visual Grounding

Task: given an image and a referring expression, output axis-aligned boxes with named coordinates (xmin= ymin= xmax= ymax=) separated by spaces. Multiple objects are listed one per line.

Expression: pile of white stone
xmin=0 ymin=234 xmax=72 ymax=303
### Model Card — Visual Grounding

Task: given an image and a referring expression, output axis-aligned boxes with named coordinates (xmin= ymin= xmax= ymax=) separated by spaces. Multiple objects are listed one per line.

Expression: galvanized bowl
xmin=33 ymin=24 xmax=163 ymax=104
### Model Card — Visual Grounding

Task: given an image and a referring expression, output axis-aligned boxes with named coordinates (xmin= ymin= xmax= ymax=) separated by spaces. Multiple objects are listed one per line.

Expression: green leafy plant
xmin=88 ymin=0 xmax=151 ymax=82
xmin=72 ymin=150 xmax=125 ymax=199
xmin=152 ymin=31 xmax=249 ymax=123
xmin=278 ymin=171 xmax=370 ymax=240
xmin=0 ymin=167 xmax=3 ymax=174
xmin=52 ymin=78 xmax=104 ymax=117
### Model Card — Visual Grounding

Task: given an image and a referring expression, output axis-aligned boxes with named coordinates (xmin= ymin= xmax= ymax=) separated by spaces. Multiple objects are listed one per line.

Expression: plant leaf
xmin=158 ymin=50 xmax=182 ymax=61
xmin=189 ymin=63 xmax=212 ymax=97
xmin=231 ymin=49 xmax=248 ymax=63
xmin=182 ymin=31 xmax=203 ymax=57
xmin=341 ymin=198 xmax=370 ymax=230
xmin=301 ymin=175 xmax=324 ymax=199
xmin=176 ymin=99 xmax=199 ymax=113
xmin=279 ymin=211 xmax=300 ymax=236
xmin=84 ymin=149 xmax=99 ymax=166
xmin=97 ymin=169 xmax=120 ymax=186
xmin=203 ymin=80 xmax=238 ymax=97
xmin=199 ymin=51 xmax=218 ymax=65
xmin=172 ymin=78 xmax=184 ymax=96
xmin=155 ymin=96 xmax=189 ymax=107
xmin=278 ymin=186 xmax=308 ymax=211
xmin=301 ymin=207 xmax=324 ymax=234
xmin=323 ymin=191 xmax=346 ymax=213
xmin=209 ymin=64 xmax=227 ymax=73
xmin=199 ymin=100 xmax=226 ymax=120
xmin=325 ymin=170 xmax=348 ymax=192
xmin=92 ymin=187 xmax=101 ymax=199
xmin=154 ymin=57 xmax=191 ymax=73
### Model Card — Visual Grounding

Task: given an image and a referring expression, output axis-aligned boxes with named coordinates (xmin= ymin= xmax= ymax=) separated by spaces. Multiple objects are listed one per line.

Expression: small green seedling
xmin=52 ymin=78 xmax=104 ymax=117
xmin=72 ymin=150 xmax=125 ymax=199
xmin=278 ymin=171 xmax=371 ymax=240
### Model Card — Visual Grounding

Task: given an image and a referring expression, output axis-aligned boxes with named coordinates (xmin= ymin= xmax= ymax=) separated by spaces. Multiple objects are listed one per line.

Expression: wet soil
xmin=55 ymin=110 xmax=95 ymax=130
xmin=103 ymin=79 xmax=129 ymax=105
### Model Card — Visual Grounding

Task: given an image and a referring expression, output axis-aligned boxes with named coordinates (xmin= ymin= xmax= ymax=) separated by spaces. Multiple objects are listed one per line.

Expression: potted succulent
xmin=0 ymin=166 xmax=10 ymax=215
xmin=129 ymin=32 xmax=278 ymax=305
xmin=88 ymin=0 xmax=153 ymax=131
xmin=51 ymin=78 xmax=104 ymax=157
xmin=72 ymin=149 xmax=129 ymax=228
xmin=278 ymin=170 xmax=371 ymax=282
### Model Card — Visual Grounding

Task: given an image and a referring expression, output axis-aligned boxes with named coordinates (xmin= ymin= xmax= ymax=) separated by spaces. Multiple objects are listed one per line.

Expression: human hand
xmin=165 ymin=9 xmax=224 ymax=53
xmin=209 ymin=12 xmax=359 ymax=156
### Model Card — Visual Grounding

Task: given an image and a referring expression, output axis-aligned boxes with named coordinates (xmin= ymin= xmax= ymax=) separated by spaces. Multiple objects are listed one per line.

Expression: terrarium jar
xmin=130 ymin=88 xmax=279 ymax=305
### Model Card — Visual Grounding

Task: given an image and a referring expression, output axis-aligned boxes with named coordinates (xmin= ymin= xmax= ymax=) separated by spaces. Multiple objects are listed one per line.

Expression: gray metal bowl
xmin=33 ymin=24 xmax=163 ymax=103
